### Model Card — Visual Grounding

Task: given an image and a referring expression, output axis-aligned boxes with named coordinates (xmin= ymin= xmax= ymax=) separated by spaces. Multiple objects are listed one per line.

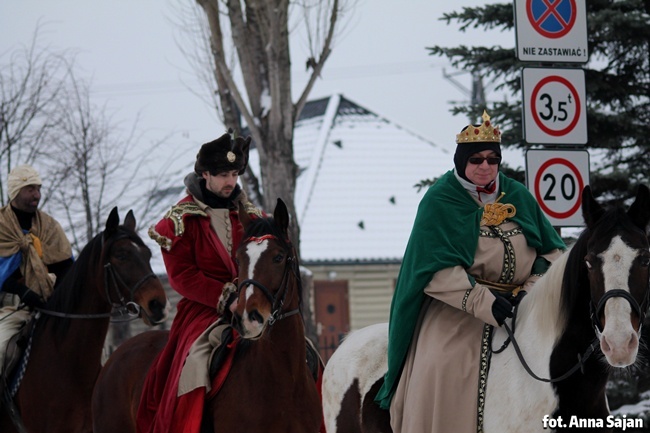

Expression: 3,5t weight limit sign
xmin=522 ymin=68 xmax=588 ymax=144
xmin=526 ymin=149 xmax=590 ymax=226
xmin=532 ymin=75 xmax=579 ymax=135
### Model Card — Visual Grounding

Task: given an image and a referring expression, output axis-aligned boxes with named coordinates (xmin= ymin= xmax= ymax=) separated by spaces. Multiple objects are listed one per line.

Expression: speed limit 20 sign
xmin=522 ymin=67 xmax=588 ymax=145
xmin=526 ymin=149 xmax=590 ymax=226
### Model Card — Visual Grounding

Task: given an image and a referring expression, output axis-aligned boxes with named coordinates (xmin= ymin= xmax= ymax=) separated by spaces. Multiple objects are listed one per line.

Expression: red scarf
xmin=476 ymin=180 xmax=497 ymax=202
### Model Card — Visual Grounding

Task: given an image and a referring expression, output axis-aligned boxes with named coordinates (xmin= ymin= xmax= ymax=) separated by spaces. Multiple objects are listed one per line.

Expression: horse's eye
xmin=584 ymin=253 xmax=598 ymax=270
xmin=273 ymin=254 xmax=284 ymax=263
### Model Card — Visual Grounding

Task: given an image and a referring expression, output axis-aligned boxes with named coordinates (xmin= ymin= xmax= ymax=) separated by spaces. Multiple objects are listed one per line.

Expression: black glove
xmin=2 ymin=278 xmax=46 ymax=309
xmin=491 ymin=293 xmax=514 ymax=326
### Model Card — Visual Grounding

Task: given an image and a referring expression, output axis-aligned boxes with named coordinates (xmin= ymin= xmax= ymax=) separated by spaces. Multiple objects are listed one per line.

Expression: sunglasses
xmin=468 ymin=156 xmax=501 ymax=165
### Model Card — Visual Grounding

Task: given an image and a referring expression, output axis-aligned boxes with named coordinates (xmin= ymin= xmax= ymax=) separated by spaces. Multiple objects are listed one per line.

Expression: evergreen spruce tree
xmin=428 ymin=0 xmax=649 ymax=200
xmin=428 ymin=0 xmax=650 ymax=414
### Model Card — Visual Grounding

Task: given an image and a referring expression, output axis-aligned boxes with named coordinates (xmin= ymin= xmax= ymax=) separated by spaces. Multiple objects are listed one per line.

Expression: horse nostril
xmin=148 ymin=299 xmax=166 ymax=321
xmin=601 ymin=336 xmax=612 ymax=354
xmin=249 ymin=310 xmax=264 ymax=325
xmin=628 ymin=332 xmax=638 ymax=350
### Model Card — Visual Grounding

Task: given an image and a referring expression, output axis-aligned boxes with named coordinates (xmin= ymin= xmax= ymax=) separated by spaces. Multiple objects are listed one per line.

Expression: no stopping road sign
xmin=514 ymin=0 xmax=588 ymax=63
xmin=526 ymin=149 xmax=590 ymax=226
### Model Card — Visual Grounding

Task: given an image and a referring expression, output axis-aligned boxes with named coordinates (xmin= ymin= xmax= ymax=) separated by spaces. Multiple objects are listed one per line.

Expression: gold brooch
xmin=227 ymin=151 xmax=236 ymax=163
xmin=480 ymin=192 xmax=516 ymax=226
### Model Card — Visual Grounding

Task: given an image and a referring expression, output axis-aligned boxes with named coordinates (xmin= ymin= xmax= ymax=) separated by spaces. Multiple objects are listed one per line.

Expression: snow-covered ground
xmin=611 ymin=390 xmax=650 ymax=432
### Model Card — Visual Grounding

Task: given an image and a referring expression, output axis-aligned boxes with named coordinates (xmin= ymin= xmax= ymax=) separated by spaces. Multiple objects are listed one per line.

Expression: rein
xmin=499 ymin=320 xmax=599 ymax=383
xmin=494 ymin=285 xmax=650 ymax=383
xmin=237 ymin=235 xmax=302 ymax=326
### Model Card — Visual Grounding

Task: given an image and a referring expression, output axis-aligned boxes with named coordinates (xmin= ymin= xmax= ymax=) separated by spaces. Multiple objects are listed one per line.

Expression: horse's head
xmin=232 ymin=198 xmax=301 ymax=340
xmin=582 ymin=185 xmax=650 ymax=367
xmin=102 ymin=207 xmax=169 ymax=326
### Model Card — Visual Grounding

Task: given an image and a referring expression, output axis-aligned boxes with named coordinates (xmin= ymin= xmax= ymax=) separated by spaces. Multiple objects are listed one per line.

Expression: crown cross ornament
xmin=456 ymin=110 xmax=501 ymax=144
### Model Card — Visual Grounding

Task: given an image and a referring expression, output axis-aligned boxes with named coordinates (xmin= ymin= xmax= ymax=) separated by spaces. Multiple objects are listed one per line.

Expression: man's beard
xmin=215 ymin=187 xmax=234 ymax=198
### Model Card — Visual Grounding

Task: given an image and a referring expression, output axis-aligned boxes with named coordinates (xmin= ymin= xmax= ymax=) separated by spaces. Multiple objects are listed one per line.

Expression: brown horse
xmin=92 ymin=198 xmax=322 ymax=433
xmin=0 ymin=207 xmax=169 ymax=433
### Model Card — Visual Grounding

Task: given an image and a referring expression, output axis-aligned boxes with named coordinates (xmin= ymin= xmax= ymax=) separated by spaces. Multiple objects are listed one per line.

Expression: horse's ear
xmin=124 ymin=210 xmax=137 ymax=232
xmin=274 ymin=198 xmax=289 ymax=235
xmin=581 ymin=186 xmax=605 ymax=229
xmin=627 ymin=184 xmax=650 ymax=231
xmin=238 ymin=201 xmax=252 ymax=230
xmin=105 ymin=207 xmax=120 ymax=237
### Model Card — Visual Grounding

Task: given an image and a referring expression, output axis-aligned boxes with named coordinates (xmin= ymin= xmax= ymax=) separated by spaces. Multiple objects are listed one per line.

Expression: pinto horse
xmin=91 ymin=198 xmax=322 ymax=433
xmin=0 ymin=207 xmax=169 ymax=433
xmin=323 ymin=185 xmax=650 ymax=433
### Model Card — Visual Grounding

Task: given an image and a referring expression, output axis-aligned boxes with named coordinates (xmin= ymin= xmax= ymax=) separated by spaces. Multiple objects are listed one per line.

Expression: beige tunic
xmin=390 ymin=220 xmax=561 ymax=433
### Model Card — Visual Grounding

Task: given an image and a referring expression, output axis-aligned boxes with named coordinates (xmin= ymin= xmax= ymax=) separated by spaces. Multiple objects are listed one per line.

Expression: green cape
xmin=374 ymin=170 xmax=565 ymax=409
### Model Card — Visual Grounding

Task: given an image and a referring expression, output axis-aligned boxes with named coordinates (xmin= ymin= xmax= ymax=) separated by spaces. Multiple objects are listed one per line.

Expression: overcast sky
xmin=1 ymin=0 xmax=518 ymax=172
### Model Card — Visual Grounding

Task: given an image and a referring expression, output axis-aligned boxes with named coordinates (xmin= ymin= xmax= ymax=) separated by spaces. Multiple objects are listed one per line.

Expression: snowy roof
xmin=248 ymin=94 xmax=451 ymax=263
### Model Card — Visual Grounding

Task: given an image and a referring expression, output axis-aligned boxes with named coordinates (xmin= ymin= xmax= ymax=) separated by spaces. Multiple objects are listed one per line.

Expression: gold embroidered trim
xmin=477 ymin=324 xmax=493 ymax=433
xmin=479 ymin=227 xmax=523 ymax=238
xmin=493 ymin=226 xmax=516 ymax=283
xmin=164 ymin=203 xmax=208 ymax=237
xmin=480 ymin=192 xmax=516 ymax=226
xmin=148 ymin=226 xmax=173 ymax=252
xmin=243 ymin=201 xmax=263 ymax=218
xmin=462 ymin=288 xmax=472 ymax=312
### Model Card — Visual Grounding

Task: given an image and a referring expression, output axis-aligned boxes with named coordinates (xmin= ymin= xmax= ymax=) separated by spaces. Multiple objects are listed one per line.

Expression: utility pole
xmin=443 ymin=69 xmax=488 ymax=124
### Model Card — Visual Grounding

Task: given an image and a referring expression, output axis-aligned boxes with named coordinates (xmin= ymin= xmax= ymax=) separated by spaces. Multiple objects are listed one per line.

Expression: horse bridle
xmin=36 ymin=234 xmax=156 ymax=320
xmin=237 ymin=235 xmax=301 ymax=326
xmin=103 ymin=261 xmax=157 ymax=317
xmin=589 ymin=287 xmax=650 ymax=335
xmin=496 ymin=281 xmax=650 ymax=384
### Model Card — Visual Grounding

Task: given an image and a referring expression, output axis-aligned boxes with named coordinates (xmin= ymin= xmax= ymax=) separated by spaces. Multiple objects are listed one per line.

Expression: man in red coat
xmin=139 ymin=131 xmax=262 ymax=433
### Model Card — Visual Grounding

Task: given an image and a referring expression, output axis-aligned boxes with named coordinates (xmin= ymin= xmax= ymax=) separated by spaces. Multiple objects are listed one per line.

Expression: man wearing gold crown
xmin=375 ymin=111 xmax=566 ymax=432
xmin=140 ymin=131 xmax=263 ymax=433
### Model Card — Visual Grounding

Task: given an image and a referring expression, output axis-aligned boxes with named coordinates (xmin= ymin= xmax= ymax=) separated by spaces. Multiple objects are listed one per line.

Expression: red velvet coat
xmin=137 ymin=195 xmax=253 ymax=433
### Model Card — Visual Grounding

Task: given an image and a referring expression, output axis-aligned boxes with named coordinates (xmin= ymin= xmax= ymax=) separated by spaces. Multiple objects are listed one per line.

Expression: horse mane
xmin=239 ymin=215 xmax=303 ymax=309
xmin=44 ymin=225 xmax=146 ymax=337
xmin=521 ymin=248 xmax=570 ymax=339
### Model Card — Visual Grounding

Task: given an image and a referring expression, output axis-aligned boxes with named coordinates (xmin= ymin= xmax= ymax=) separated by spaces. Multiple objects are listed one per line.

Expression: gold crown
xmin=455 ymin=110 xmax=501 ymax=144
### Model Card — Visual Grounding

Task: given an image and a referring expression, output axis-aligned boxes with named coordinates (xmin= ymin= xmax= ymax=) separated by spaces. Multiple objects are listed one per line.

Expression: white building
xmin=248 ymin=94 xmax=451 ymax=359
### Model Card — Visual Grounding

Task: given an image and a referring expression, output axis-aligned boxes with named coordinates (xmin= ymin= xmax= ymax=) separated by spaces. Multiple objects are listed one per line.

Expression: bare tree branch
xmin=295 ymin=0 xmax=339 ymax=121
xmin=175 ymin=0 xmax=356 ymax=343
xmin=0 ymin=23 xmax=71 ymax=205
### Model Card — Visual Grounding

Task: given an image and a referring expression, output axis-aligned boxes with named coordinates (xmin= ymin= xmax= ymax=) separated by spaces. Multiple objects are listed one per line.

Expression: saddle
xmin=207 ymin=325 xmax=322 ymax=383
